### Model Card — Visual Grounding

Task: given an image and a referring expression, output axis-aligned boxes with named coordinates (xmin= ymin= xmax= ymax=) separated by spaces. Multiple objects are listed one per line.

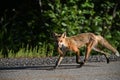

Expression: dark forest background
xmin=0 ymin=0 xmax=120 ymax=58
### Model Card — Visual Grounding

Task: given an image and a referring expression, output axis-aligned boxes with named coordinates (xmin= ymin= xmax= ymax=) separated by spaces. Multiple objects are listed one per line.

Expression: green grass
xmin=0 ymin=43 xmax=54 ymax=58
xmin=0 ymin=42 xmax=117 ymax=58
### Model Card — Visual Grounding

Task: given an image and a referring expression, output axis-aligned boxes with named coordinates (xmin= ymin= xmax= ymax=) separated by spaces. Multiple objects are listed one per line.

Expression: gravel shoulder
xmin=0 ymin=55 xmax=120 ymax=80
xmin=0 ymin=55 xmax=119 ymax=68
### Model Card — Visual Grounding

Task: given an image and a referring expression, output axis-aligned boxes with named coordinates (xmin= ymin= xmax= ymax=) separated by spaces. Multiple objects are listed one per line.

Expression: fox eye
xmin=60 ymin=40 xmax=62 ymax=42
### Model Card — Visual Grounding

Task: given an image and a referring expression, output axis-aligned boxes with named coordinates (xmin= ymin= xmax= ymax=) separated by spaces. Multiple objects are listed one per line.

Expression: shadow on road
xmin=0 ymin=64 xmax=100 ymax=70
xmin=0 ymin=65 xmax=54 ymax=70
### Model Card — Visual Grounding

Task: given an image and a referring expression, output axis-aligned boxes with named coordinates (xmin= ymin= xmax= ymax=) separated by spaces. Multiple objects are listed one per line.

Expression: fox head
xmin=54 ymin=32 xmax=68 ymax=49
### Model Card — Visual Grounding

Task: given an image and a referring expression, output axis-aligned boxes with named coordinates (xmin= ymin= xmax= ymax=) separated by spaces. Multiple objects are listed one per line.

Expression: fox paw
xmin=77 ymin=62 xmax=84 ymax=68
xmin=106 ymin=58 xmax=110 ymax=64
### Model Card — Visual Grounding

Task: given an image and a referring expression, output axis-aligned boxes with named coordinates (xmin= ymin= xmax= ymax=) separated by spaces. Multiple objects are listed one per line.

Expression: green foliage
xmin=44 ymin=0 xmax=120 ymax=55
xmin=0 ymin=0 xmax=120 ymax=58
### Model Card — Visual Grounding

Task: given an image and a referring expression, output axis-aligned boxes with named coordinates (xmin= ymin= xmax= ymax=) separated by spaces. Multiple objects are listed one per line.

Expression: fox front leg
xmin=75 ymin=50 xmax=84 ymax=67
xmin=75 ymin=50 xmax=81 ymax=64
xmin=54 ymin=55 xmax=64 ymax=69
xmin=54 ymin=48 xmax=64 ymax=69
xmin=73 ymin=47 xmax=84 ymax=67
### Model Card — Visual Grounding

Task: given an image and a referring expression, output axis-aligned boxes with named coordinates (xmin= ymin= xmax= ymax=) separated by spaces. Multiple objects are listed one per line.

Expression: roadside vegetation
xmin=0 ymin=0 xmax=120 ymax=58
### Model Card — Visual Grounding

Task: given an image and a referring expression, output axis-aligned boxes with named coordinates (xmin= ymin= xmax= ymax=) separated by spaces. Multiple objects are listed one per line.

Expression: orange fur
xmin=53 ymin=32 xmax=119 ymax=68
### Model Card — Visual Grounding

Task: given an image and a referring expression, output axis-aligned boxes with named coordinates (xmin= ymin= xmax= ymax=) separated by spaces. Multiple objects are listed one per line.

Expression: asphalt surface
xmin=0 ymin=60 xmax=120 ymax=80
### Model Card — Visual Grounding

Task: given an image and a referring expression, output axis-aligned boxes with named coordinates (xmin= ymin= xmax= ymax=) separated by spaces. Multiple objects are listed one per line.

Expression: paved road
xmin=0 ymin=61 xmax=120 ymax=80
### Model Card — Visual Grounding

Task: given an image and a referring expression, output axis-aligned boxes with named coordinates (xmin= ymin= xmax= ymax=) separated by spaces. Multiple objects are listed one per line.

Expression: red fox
xmin=53 ymin=32 xmax=119 ymax=68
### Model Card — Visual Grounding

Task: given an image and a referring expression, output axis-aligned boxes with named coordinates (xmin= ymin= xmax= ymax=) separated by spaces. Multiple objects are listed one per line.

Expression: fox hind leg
xmin=84 ymin=40 xmax=94 ymax=63
xmin=93 ymin=47 xmax=110 ymax=63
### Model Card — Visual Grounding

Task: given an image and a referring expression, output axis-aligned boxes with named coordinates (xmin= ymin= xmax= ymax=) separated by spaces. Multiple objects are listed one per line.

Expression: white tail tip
xmin=115 ymin=51 xmax=120 ymax=57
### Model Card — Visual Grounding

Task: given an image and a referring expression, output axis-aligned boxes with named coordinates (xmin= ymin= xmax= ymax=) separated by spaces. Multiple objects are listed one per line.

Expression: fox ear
xmin=53 ymin=32 xmax=61 ymax=38
xmin=54 ymin=32 xmax=58 ymax=36
xmin=61 ymin=32 xmax=66 ymax=38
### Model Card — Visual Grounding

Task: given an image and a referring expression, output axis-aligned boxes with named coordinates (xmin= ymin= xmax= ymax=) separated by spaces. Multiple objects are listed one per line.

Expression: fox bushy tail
xmin=97 ymin=35 xmax=120 ymax=57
